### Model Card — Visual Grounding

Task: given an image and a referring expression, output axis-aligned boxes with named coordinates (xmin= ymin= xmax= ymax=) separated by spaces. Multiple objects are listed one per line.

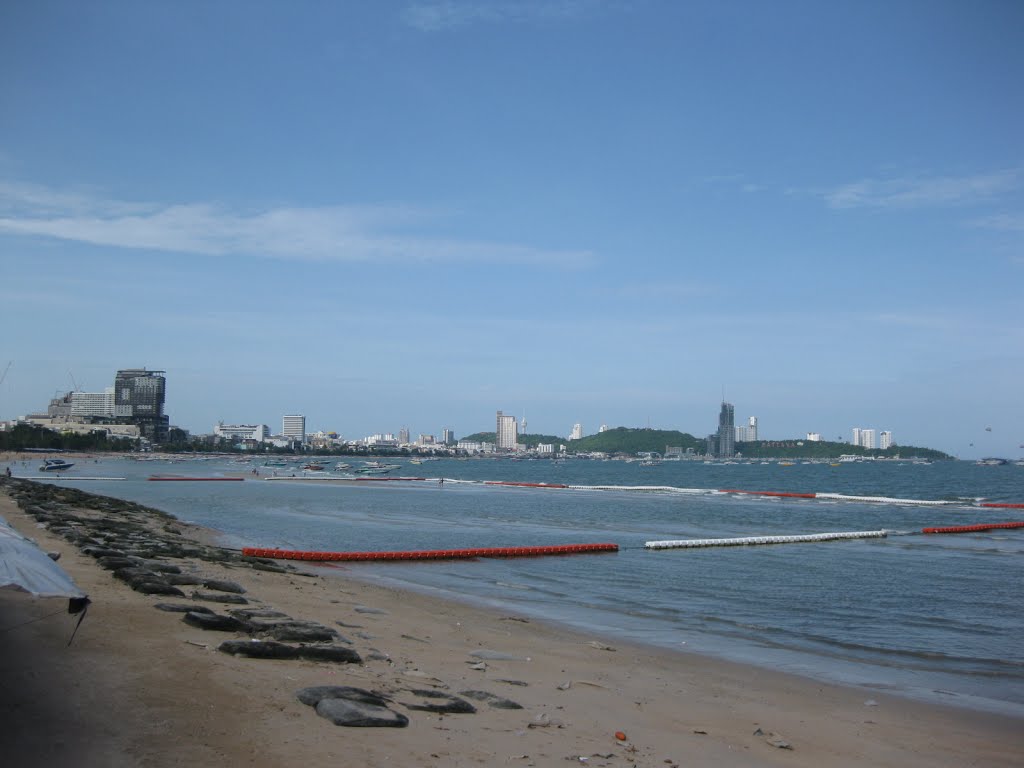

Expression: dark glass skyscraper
xmin=114 ymin=368 xmax=168 ymax=442
xmin=717 ymin=401 xmax=735 ymax=457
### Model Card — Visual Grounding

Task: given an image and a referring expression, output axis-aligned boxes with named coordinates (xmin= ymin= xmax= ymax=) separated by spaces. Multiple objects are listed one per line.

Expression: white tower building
xmin=282 ymin=414 xmax=306 ymax=443
xmin=496 ymin=410 xmax=518 ymax=450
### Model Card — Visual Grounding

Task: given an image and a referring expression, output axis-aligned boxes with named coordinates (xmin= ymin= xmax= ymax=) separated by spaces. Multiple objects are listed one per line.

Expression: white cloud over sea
xmin=0 ymin=180 xmax=593 ymax=267
xmin=824 ymin=169 xmax=1019 ymax=210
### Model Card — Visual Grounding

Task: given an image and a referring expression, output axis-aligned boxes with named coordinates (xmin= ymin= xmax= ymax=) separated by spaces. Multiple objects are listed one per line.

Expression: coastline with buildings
xmin=0 ymin=369 xmax=954 ymax=462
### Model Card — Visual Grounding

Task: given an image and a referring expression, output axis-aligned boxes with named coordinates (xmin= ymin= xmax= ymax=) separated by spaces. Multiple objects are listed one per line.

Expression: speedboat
xmin=354 ymin=461 xmax=401 ymax=474
xmin=39 ymin=458 xmax=75 ymax=472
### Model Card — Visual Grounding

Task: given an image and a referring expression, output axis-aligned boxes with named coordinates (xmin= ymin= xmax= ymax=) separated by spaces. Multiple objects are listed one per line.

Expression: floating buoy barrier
xmin=23 ymin=476 xmax=126 ymax=481
xmin=922 ymin=522 xmax=1024 ymax=534
xmin=241 ymin=543 xmax=619 ymax=562
xmin=484 ymin=481 xmax=570 ymax=489
xmin=814 ymin=492 xmax=955 ymax=506
xmin=261 ymin=476 xmax=428 ymax=482
xmin=645 ymin=530 xmax=887 ymax=549
xmin=719 ymin=489 xmax=817 ymax=499
xmin=979 ymin=502 xmax=1024 ymax=509
xmin=148 ymin=476 xmax=245 ymax=481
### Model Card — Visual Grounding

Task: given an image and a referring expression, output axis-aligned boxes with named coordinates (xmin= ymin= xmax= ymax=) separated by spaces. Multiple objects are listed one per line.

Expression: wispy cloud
xmin=970 ymin=211 xmax=1024 ymax=232
xmin=0 ymin=181 xmax=593 ymax=267
xmin=401 ymin=0 xmax=610 ymax=31
xmin=824 ymin=169 xmax=1019 ymax=210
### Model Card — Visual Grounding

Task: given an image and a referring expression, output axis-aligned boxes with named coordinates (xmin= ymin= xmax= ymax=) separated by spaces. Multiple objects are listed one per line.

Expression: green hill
xmin=462 ymin=427 xmax=703 ymax=455
xmin=460 ymin=427 xmax=951 ymax=459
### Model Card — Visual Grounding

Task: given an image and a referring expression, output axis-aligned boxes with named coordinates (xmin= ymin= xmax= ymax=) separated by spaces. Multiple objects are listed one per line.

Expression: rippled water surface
xmin=26 ymin=455 xmax=1024 ymax=716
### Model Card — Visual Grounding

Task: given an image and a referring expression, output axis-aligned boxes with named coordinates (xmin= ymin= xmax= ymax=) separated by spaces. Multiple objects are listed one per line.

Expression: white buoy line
xmin=645 ymin=530 xmax=889 ymax=549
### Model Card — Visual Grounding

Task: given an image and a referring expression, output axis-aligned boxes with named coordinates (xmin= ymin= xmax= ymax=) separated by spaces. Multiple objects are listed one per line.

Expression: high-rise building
xmin=496 ymin=411 xmax=518 ymax=450
xmin=860 ymin=429 xmax=876 ymax=449
xmin=442 ymin=428 xmax=455 ymax=446
xmin=282 ymin=414 xmax=306 ymax=443
xmin=569 ymin=423 xmax=583 ymax=441
xmin=717 ymin=402 xmax=735 ymax=457
xmin=71 ymin=388 xmax=115 ymax=418
xmin=114 ymin=369 xmax=168 ymax=442
xmin=879 ymin=430 xmax=893 ymax=450
xmin=215 ymin=423 xmax=269 ymax=442
xmin=735 ymin=415 xmax=758 ymax=442
xmin=852 ymin=427 xmax=862 ymax=446
xmin=399 ymin=427 xmax=410 ymax=445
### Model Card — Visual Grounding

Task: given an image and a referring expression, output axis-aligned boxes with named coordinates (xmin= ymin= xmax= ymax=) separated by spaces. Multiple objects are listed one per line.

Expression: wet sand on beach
xmin=1 ymin=486 xmax=1021 ymax=768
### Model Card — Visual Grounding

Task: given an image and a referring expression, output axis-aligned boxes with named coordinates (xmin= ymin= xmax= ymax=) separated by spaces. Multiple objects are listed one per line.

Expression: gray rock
xmin=354 ymin=605 xmax=388 ymax=615
xmin=458 ymin=690 xmax=524 ymax=710
xmin=218 ymin=640 xmax=300 ymax=659
xmin=154 ymin=603 xmax=215 ymax=614
xmin=315 ymin=698 xmax=408 ymax=727
xmin=133 ymin=581 xmax=186 ymax=596
xmin=191 ymin=590 xmax=249 ymax=604
xmin=202 ymin=579 xmax=246 ymax=594
xmin=183 ymin=611 xmax=245 ymax=632
xmin=296 ymin=645 xmax=362 ymax=664
xmin=230 ymin=609 xmax=291 ymax=619
xmin=163 ymin=574 xmax=204 ymax=586
xmin=296 ymin=686 xmax=390 ymax=708
xmin=269 ymin=624 xmax=338 ymax=643
xmin=401 ymin=689 xmax=476 ymax=714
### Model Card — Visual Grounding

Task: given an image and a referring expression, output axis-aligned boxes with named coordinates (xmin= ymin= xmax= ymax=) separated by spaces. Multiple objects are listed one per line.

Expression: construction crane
xmin=68 ymin=369 xmax=80 ymax=392
xmin=0 ymin=361 xmax=10 ymax=388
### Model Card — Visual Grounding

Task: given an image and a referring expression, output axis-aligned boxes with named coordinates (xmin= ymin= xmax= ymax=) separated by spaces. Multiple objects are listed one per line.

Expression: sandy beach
xmin=1 ymin=477 xmax=1021 ymax=768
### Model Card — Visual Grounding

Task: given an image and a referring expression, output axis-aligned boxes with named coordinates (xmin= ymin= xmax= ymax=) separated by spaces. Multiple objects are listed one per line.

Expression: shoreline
xmin=2 ymin=477 xmax=1022 ymax=767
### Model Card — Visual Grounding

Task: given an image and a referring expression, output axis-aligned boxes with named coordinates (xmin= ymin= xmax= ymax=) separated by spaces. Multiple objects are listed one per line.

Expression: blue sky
xmin=1 ymin=1 xmax=1021 ymax=458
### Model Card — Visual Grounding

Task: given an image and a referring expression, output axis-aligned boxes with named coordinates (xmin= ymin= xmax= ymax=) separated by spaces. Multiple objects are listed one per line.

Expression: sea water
xmin=23 ymin=456 xmax=1024 ymax=717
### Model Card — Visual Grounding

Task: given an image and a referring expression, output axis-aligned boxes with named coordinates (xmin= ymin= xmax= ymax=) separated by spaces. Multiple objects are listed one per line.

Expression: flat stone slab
xmin=296 ymin=645 xmax=362 ymax=664
xmin=401 ymin=689 xmax=476 ymax=714
xmin=268 ymin=624 xmax=338 ymax=643
xmin=154 ymin=603 xmax=215 ymax=614
xmin=134 ymin=582 xmax=186 ymax=596
xmin=183 ymin=612 xmax=246 ymax=632
xmin=315 ymin=698 xmax=409 ymax=728
xmin=296 ymin=686 xmax=391 ymax=708
xmin=458 ymin=690 xmax=524 ymax=709
xmin=202 ymin=579 xmax=246 ymax=594
xmin=218 ymin=640 xmax=300 ymax=659
xmin=191 ymin=590 xmax=249 ymax=604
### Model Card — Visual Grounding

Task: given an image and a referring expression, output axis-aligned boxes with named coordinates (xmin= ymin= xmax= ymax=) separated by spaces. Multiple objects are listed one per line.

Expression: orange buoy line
xmin=148 ymin=476 xmax=245 ymax=481
xmin=241 ymin=543 xmax=619 ymax=562
xmin=922 ymin=521 xmax=1024 ymax=534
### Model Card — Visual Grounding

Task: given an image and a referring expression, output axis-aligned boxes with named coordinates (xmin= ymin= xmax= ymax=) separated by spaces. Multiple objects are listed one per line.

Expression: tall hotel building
xmin=282 ymin=415 xmax=306 ymax=443
xmin=114 ymin=369 xmax=168 ymax=442
xmin=71 ymin=387 xmax=115 ymax=418
xmin=879 ymin=430 xmax=893 ymax=450
xmin=717 ymin=401 xmax=735 ymax=457
xmin=496 ymin=411 xmax=518 ymax=450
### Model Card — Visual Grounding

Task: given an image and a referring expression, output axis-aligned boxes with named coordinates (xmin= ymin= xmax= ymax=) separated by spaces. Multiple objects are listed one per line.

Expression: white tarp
xmin=0 ymin=513 xmax=85 ymax=599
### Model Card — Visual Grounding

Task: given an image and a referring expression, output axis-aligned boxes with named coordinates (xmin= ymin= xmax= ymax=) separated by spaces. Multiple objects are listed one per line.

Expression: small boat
xmin=39 ymin=458 xmax=75 ymax=472
xmin=334 ymin=462 xmax=352 ymax=470
xmin=354 ymin=461 xmax=401 ymax=474
xmin=303 ymin=463 xmax=328 ymax=471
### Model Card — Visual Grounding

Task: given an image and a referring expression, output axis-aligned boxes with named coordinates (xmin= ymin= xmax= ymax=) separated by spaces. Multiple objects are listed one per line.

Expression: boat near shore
xmin=39 ymin=458 xmax=75 ymax=472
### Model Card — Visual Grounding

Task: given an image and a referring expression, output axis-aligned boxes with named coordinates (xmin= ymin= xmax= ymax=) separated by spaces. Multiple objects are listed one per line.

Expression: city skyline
xmin=1 ymin=3 xmax=1021 ymax=459
xmin=6 ymin=373 xmax=915 ymax=453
